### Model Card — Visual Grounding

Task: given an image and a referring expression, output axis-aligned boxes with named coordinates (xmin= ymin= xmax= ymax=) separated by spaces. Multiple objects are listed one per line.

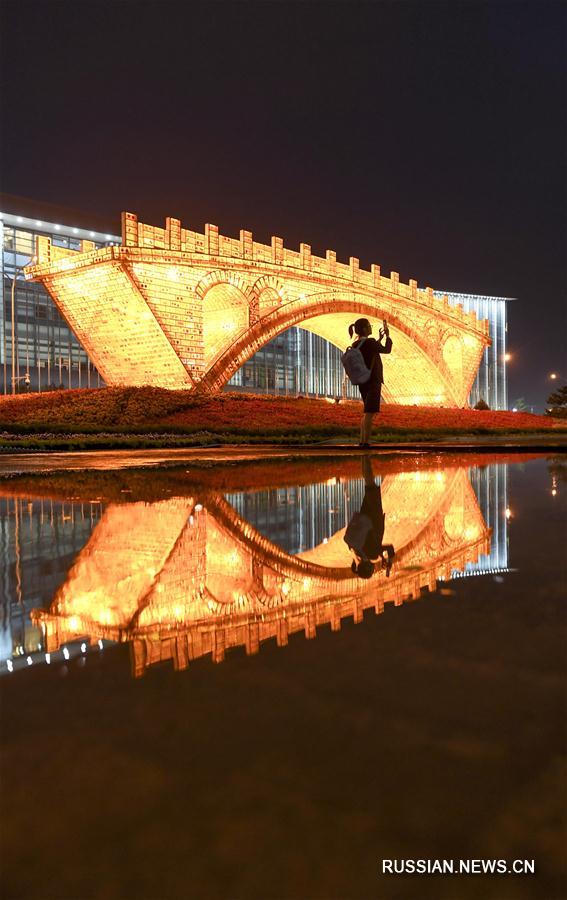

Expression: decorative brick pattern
xmin=25 ymin=212 xmax=490 ymax=405
xmin=32 ymin=467 xmax=489 ymax=676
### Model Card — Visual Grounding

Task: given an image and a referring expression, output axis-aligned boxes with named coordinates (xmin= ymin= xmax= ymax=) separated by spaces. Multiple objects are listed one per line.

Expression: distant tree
xmin=474 ymin=398 xmax=490 ymax=410
xmin=546 ymin=385 xmax=567 ymax=418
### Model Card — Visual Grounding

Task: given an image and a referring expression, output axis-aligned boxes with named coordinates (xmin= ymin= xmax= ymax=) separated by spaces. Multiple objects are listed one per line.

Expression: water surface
xmin=1 ymin=453 xmax=565 ymax=899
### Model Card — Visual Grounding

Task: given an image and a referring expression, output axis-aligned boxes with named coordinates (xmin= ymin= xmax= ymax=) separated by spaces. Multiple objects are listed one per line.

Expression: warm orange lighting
xmin=24 ymin=211 xmax=491 ymax=405
xmin=549 ymin=372 xmax=557 ymax=380
xmin=505 ymin=507 xmax=512 ymax=519
xmin=30 ymin=466 xmax=490 ymax=675
xmin=504 ymin=352 xmax=512 ymax=362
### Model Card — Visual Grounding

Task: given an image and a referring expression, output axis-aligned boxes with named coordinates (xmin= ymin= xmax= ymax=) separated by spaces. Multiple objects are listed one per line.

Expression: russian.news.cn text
xmin=382 ymin=859 xmax=535 ymax=876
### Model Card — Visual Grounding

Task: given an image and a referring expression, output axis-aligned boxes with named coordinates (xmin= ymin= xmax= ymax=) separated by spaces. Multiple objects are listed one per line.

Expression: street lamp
xmin=504 ymin=352 xmax=512 ymax=362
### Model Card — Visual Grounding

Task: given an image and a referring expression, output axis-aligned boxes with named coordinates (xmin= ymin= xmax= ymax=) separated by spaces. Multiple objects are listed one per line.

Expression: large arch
xmin=195 ymin=290 xmax=462 ymax=405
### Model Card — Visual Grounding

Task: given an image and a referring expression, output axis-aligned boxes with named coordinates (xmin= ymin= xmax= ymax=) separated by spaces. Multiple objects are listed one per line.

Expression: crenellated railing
xmin=24 ymin=212 xmax=490 ymax=336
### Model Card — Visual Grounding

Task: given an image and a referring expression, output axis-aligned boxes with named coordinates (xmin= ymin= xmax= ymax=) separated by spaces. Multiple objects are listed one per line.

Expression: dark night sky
xmin=1 ymin=0 xmax=565 ymax=408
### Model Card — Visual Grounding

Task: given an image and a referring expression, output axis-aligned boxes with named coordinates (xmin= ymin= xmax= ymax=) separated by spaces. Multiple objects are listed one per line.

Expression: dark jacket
xmin=360 ymin=483 xmax=385 ymax=558
xmin=347 ymin=482 xmax=394 ymax=562
xmin=353 ymin=336 xmax=393 ymax=384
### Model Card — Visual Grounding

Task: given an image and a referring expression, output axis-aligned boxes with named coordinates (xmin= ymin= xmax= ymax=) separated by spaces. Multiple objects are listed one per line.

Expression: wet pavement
xmin=0 ymin=434 xmax=566 ymax=476
xmin=1 ymin=452 xmax=565 ymax=899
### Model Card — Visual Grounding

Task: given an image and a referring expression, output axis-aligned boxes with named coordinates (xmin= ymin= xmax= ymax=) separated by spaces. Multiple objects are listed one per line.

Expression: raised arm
xmin=377 ymin=334 xmax=393 ymax=354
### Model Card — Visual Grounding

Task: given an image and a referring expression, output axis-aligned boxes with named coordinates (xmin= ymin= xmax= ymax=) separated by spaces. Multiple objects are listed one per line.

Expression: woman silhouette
xmin=344 ymin=456 xmax=395 ymax=579
xmin=348 ymin=318 xmax=392 ymax=449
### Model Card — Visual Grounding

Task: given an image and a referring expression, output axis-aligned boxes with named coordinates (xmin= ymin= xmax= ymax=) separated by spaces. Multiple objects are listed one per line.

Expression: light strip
xmin=0 ymin=211 xmax=120 ymax=244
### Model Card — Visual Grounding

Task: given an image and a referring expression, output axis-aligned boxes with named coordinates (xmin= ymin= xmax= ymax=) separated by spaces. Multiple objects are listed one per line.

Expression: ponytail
xmin=349 ymin=318 xmax=370 ymax=338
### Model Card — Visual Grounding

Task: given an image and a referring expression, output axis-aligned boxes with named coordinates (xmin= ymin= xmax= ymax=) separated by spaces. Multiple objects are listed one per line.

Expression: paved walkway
xmin=0 ymin=435 xmax=565 ymax=476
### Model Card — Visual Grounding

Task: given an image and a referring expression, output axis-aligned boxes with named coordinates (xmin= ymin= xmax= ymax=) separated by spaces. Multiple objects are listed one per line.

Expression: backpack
xmin=341 ymin=337 xmax=372 ymax=385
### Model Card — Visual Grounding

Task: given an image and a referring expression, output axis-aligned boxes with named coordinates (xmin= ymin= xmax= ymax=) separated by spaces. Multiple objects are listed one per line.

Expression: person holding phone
xmin=347 ymin=317 xmax=393 ymax=448
xmin=344 ymin=455 xmax=395 ymax=578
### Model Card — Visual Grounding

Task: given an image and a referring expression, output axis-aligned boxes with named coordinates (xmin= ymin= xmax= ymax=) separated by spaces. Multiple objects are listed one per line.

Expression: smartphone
xmin=383 ymin=319 xmax=387 ymax=331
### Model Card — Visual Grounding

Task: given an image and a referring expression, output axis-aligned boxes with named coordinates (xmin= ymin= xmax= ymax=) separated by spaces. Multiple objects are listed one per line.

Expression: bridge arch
xmin=195 ymin=290 xmax=461 ymax=405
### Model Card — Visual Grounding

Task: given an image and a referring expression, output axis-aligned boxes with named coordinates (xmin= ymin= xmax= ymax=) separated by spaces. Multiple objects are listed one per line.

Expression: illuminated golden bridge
xmin=32 ymin=466 xmax=490 ymax=677
xmin=25 ymin=213 xmax=490 ymax=406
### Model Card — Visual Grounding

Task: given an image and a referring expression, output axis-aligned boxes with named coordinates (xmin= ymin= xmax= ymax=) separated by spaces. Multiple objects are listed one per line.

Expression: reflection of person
xmin=348 ymin=318 xmax=393 ymax=449
xmin=344 ymin=456 xmax=395 ymax=579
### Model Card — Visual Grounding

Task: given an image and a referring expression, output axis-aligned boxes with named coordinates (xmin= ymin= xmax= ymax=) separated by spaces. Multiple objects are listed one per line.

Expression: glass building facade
xmin=0 ymin=195 xmax=119 ymax=393
xmin=227 ymin=328 xmax=359 ymax=400
xmin=453 ymin=462 xmax=509 ymax=578
xmin=0 ymin=194 xmax=509 ymax=408
xmin=436 ymin=291 xmax=509 ymax=410
xmin=226 ymin=477 xmax=367 ymax=556
xmin=0 ymin=495 xmax=104 ymax=664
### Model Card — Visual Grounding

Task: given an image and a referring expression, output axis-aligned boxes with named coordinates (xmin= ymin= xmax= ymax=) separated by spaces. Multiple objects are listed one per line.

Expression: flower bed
xmin=0 ymin=387 xmax=562 ymax=435
xmin=163 ymin=394 xmax=560 ymax=433
xmin=0 ymin=386 xmax=198 ymax=429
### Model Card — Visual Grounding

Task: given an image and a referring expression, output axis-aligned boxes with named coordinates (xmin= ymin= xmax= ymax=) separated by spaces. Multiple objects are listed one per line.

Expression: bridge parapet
xmin=26 ymin=212 xmax=488 ymax=336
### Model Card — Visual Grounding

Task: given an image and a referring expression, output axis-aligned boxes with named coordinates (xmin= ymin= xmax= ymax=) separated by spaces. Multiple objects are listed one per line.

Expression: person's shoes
xmin=358 ymin=442 xmax=371 ymax=450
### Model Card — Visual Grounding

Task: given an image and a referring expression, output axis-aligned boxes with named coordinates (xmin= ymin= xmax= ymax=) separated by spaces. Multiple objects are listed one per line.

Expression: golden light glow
xmin=24 ymin=212 xmax=491 ymax=406
xmin=202 ymin=283 xmax=249 ymax=368
xmin=31 ymin=466 xmax=490 ymax=675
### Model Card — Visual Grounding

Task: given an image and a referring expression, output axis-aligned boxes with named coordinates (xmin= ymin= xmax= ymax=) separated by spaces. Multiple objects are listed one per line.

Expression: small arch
xmin=201 ymin=282 xmax=251 ymax=368
xmin=195 ymin=269 xmax=255 ymax=305
xmin=423 ymin=317 xmax=443 ymax=348
xmin=251 ymin=275 xmax=287 ymax=312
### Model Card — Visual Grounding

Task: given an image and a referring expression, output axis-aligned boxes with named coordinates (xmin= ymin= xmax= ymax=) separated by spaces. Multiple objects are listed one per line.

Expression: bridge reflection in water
xmin=21 ymin=459 xmax=499 ymax=678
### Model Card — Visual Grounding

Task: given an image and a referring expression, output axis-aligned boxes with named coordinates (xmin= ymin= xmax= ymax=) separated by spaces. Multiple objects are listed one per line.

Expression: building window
xmin=14 ymin=230 xmax=34 ymax=254
xmin=2 ymin=227 xmax=15 ymax=250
